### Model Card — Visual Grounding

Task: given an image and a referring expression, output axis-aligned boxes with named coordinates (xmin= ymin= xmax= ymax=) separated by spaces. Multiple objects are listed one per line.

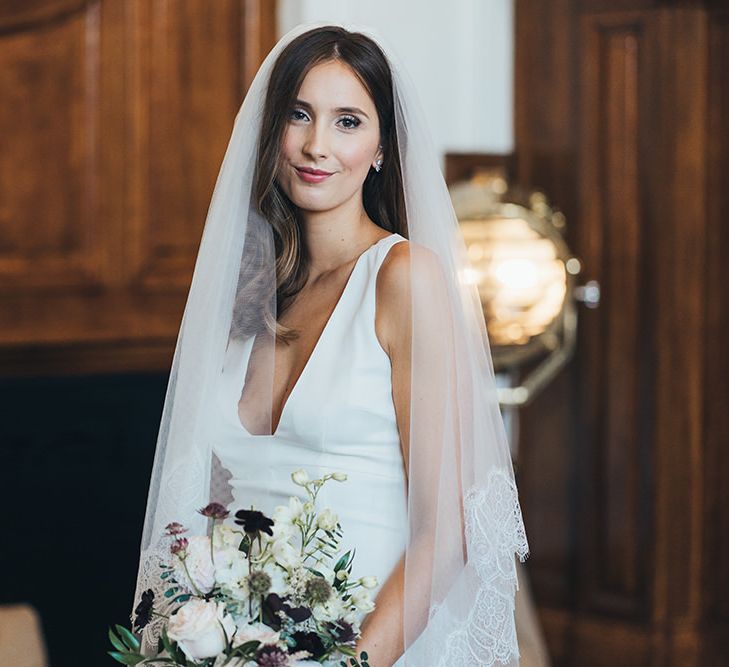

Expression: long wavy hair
xmin=233 ymin=26 xmax=408 ymax=343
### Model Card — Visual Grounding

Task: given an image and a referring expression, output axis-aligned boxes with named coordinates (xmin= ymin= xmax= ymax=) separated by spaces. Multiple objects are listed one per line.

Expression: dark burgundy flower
xmin=289 ymin=630 xmax=326 ymax=659
xmin=324 ymin=618 xmax=356 ymax=644
xmin=164 ymin=522 xmax=187 ymax=536
xmin=198 ymin=502 xmax=229 ymax=520
xmin=262 ymin=593 xmax=311 ymax=630
xmin=234 ymin=508 xmax=274 ymax=536
xmin=170 ymin=537 xmax=188 ymax=555
xmin=255 ymin=643 xmax=289 ymax=666
xmin=132 ymin=589 xmax=154 ymax=631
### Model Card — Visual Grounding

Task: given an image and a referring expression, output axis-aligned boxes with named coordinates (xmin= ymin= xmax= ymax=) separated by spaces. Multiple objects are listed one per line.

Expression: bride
xmin=131 ymin=21 xmax=529 ymax=667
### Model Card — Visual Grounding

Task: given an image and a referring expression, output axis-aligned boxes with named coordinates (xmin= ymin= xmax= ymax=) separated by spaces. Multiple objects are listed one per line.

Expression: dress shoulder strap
xmin=370 ymin=233 xmax=408 ymax=277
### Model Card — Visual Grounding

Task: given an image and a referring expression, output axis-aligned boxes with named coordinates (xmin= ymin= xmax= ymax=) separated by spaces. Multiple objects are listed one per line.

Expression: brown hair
xmin=233 ymin=25 xmax=408 ymax=343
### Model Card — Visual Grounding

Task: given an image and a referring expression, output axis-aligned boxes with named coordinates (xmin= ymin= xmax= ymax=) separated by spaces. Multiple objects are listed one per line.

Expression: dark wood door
xmin=514 ymin=1 xmax=729 ymax=664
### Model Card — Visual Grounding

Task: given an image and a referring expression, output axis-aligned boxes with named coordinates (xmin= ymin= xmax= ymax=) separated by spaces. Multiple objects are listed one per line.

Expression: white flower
xmin=270 ymin=500 xmax=301 ymax=540
xmin=214 ymin=549 xmax=249 ymax=593
xmin=263 ymin=561 xmax=289 ymax=595
xmin=359 ymin=575 xmax=378 ymax=589
xmin=291 ymin=469 xmax=310 ymax=486
xmin=172 ymin=534 xmax=249 ymax=595
xmin=302 ymin=501 xmax=314 ymax=513
xmin=213 ymin=523 xmax=244 ymax=549
xmin=172 ymin=536 xmax=216 ymax=593
xmin=167 ymin=599 xmax=235 ymax=661
xmin=232 ymin=621 xmax=281 ymax=648
xmin=288 ymin=495 xmax=304 ymax=520
xmin=316 ymin=508 xmax=338 ymax=531
xmin=311 ymin=594 xmax=347 ymax=623
xmin=271 ymin=536 xmax=303 ymax=570
xmin=332 ymin=472 xmax=348 ymax=482
xmin=350 ymin=589 xmax=375 ymax=613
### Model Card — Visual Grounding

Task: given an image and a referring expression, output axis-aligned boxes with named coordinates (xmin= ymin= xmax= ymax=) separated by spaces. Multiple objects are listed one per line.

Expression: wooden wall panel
xmin=0 ymin=0 xmax=276 ymax=368
xmin=126 ymin=0 xmax=248 ymax=289
xmin=0 ymin=2 xmax=103 ymax=289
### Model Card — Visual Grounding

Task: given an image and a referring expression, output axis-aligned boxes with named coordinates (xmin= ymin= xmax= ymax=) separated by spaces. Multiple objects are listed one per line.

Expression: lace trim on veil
xmin=432 ymin=468 xmax=529 ymax=666
xmin=134 ymin=543 xmax=177 ymax=654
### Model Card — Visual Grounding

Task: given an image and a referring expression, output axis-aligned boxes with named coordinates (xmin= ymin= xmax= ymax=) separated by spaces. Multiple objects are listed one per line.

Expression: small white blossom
xmin=291 ymin=469 xmax=310 ymax=486
xmin=316 ymin=508 xmax=338 ymax=532
xmin=272 ymin=536 xmax=303 ymax=570
xmin=311 ymin=593 xmax=347 ymax=623
xmin=332 ymin=472 xmax=348 ymax=482
xmin=288 ymin=495 xmax=304 ymax=520
xmin=351 ymin=589 xmax=375 ymax=613
xmin=359 ymin=575 xmax=378 ymax=589
xmin=212 ymin=523 xmax=244 ymax=549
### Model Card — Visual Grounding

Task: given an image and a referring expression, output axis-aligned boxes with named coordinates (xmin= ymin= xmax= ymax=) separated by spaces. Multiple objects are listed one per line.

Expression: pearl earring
xmin=374 ymin=145 xmax=383 ymax=172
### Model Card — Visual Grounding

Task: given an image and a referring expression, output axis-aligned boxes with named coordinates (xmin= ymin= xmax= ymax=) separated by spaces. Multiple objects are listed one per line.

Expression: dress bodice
xmin=211 ymin=233 xmax=409 ymax=629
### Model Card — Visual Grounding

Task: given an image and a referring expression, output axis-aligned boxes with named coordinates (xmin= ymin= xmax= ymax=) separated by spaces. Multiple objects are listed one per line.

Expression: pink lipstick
xmin=294 ymin=166 xmax=333 ymax=183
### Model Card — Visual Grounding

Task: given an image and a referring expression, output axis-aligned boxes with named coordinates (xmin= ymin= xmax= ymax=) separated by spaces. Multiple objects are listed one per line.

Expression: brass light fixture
xmin=450 ymin=170 xmax=599 ymax=406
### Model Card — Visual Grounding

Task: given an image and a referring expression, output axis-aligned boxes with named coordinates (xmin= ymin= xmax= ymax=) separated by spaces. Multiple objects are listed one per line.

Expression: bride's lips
xmin=294 ymin=165 xmax=334 ymax=183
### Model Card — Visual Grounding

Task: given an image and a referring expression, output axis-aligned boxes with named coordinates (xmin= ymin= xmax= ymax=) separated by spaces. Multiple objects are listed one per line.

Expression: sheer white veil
xmin=132 ymin=20 xmax=529 ymax=666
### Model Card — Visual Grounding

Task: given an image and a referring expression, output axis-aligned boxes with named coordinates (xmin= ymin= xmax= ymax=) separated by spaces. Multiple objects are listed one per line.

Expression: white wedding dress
xmin=212 ymin=232 xmax=409 ymax=666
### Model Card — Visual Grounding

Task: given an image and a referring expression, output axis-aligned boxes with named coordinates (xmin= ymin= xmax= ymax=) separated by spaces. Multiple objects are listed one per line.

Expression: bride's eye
xmin=338 ymin=115 xmax=361 ymax=130
xmin=289 ymin=109 xmax=308 ymax=121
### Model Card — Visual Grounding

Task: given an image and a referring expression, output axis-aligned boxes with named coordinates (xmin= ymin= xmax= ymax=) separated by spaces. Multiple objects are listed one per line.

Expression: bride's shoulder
xmin=377 ymin=238 xmax=446 ymax=302
xmin=375 ymin=239 xmax=447 ymax=348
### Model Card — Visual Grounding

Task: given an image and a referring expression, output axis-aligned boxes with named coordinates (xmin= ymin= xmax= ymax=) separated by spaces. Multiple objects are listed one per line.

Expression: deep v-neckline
xmin=235 ymin=233 xmax=398 ymax=437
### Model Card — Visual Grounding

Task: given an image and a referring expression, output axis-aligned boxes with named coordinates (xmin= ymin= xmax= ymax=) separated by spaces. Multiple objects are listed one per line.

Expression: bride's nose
xmin=301 ymin=120 xmax=329 ymax=159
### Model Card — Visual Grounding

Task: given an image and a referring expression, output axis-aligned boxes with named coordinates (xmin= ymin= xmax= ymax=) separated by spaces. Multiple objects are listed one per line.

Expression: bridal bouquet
xmin=110 ymin=469 xmax=375 ymax=667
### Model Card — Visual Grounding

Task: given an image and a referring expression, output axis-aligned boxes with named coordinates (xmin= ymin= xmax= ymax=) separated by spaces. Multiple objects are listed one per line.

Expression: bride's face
xmin=278 ymin=60 xmax=382 ymax=212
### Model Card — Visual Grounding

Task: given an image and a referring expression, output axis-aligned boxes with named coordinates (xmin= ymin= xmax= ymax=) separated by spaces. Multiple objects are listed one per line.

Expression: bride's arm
xmin=356 ymin=241 xmax=457 ymax=666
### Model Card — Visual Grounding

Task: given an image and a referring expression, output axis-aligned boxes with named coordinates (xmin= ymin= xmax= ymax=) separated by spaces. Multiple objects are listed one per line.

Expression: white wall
xmin=276 ymin=0 xmax=514 ymax=172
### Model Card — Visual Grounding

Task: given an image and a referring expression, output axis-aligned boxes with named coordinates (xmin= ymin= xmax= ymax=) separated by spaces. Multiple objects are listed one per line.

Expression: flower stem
xmin=180 ymin=556 xmax=204 ymax=597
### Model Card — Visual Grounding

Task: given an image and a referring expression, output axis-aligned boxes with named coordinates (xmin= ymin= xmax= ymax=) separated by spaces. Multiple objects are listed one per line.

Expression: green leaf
xmin=114 ymin=624 xmax=141 ymax=651
xmin=360 ymin=651 xmax=369 ymax=660
xmin=228 ymin=639 xmax=260 ymax=657
xmin=107 ymin=650 xmax=145 ymax=665
xmin=108 ymin=627 xmax=127 ymax=652
xmin=164 ymin=587 xmax=179 ymax=598
xmin=333 ymin=550 xmax=352 ymax=572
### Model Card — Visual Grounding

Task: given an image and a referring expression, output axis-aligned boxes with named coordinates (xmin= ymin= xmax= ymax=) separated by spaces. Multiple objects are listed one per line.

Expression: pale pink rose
xmin=167 ymin=599 xmax=235 ymax=661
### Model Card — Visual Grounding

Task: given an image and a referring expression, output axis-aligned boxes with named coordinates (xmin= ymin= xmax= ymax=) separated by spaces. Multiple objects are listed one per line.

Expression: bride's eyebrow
xmin=294 ymin=98 xmax=370 ymax=119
